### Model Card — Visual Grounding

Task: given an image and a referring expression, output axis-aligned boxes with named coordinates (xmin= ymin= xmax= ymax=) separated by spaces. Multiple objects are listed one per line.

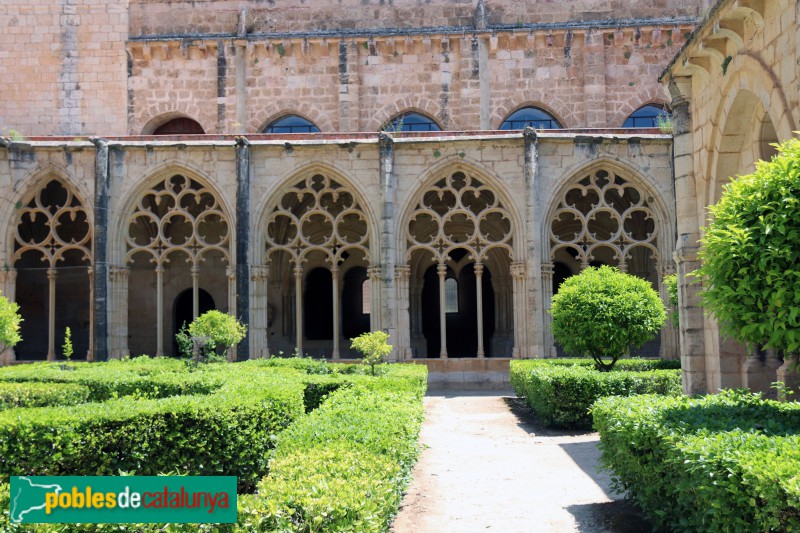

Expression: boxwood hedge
xmin=0 ymin=382 xmax=90 ymax=410
xmin=0 ymin=359 xmax=428 ymax=532
xmin=510 ymin=359 xmax=681 ymax=429
xmin=593 ymin=390 xmax=800 ymax=532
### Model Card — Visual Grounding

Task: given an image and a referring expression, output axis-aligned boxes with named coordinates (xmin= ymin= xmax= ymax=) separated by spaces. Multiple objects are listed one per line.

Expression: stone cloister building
xmin=5 ymin=0 xmax=796 ymax=395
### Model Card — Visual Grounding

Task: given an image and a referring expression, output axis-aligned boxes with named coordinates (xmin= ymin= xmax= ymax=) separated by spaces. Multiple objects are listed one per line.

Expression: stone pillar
xmin=475 ymin=263 xmax=485 ymax=358
xmin=249 ymin=265 xmax=269 ymax=358
xmin=510 ymin=261 xmax=528 ymax=358
xmin=87 ymin=267 xmax=94 ymax=361
xmin=338 ymin=40 xmax=361 ymax=131
xmin=541 ymin=262 xmax=555 ymax=357
xmin=437 ymin=263 xmax=448 ymax=358
xmin=294 ymin=265 xmax=304 ymax=356
xmin=109 ymin=266 xmax=129 ymax=359
xmin=582 ymin=28 xmax=607 ymax=127
xmin=235 ymin=136 xmax=250 ymax=360
xmin=742 ymin=347 xmax=781 ymax=398
xmin=226 ymin=266 xmax=236 ymax=360
xmin=155 ymin=265 xmax=164 ymax=357
xmin=191 ymin=266 xmax=200 ymax=320
xmin=90 ymin=137 xmax=110 ymax=361
xmin=0 ymin=269 xmax=16 ymax=364
xmin=777 ymin=357 xmax=800 ymax=400
xmin=47 ymin=268 xmax=57 ymax=361
xmin=395 ymin=265 xmax=411 ymax=360
xmin=669 ymin=76 xmax=707 ymax=393
xmin=368 ymin=265 xmax=383 ymax=331
xmin=378 ymin=133 xmax=396 ymax=344
xmin=331 ymin=266 xmax=340 ymax=360
xmin=524 ymin=127 xmax=543 ymax=357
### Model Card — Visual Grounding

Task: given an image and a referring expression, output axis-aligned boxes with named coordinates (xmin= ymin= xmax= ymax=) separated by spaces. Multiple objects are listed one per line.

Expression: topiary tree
xmin=350 ymin=330 xmax=392 ymax=376
xmin=188 ymin=310 xmax=247 ymax=362
xmin=695 ymin=137 xmax=800 ymax=362
xmin=550 ymin=265 xmax=666 ymax=371
xmin=0 ymin=291 xmax=22 ymax=355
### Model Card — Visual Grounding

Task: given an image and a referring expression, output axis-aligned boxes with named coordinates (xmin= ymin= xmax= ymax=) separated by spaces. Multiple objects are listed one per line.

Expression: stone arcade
xmin=0 ymin=0 xmax=797 ymax=394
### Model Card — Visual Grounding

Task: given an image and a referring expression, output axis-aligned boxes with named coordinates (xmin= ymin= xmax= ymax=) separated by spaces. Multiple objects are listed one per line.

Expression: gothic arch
xmin=400 ymin=163 xmax=523 ymax=358
xmin=10 ymin=177 xmax=93 ymax=360
xmin=491 ymin=96 xmax=574 ymax=130
xmin=367 ymin=97 xmax=443 ymax=131
xmin=494 ymin=102 xmax=567 ymax=130
xmin=257 ymin=166 xmax=377 ymax=358
xmin=122 ymin=171 xmax=233 ymax=357
xmin=141 ymin=112 xmax=211 ymax=136
xmin=254 ymin=104 xmax=333 ymax=134
xmin=610 ymin=83 xmax=671 ymax=128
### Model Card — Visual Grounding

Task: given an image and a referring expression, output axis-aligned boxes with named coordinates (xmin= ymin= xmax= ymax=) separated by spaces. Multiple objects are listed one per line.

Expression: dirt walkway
xmin=391 ymin=390 xmax=651 ymax=533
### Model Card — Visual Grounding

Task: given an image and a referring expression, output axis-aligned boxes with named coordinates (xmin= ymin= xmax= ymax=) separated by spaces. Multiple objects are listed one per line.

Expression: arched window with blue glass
xmin=383 ymin=112 xmax=442 ymax=132
xmin=623 ymin=104 xmax=671 ymax=128
xmin=263 ymin=115 xmax=321 ymax=133
xmin=500 ymin=107 xmax=562 ymax=130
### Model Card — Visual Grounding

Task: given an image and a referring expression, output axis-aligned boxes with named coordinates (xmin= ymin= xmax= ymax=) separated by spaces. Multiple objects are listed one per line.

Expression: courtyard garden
xmin=0 ymin=356 xmax=427 ymax=532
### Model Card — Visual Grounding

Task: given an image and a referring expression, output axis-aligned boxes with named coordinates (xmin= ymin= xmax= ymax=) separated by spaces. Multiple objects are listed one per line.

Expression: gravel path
xmin=391 ymin=390 xmax=652 ymax=533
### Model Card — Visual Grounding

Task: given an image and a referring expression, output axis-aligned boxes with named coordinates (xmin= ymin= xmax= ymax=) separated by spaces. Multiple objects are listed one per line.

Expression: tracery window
xmin=549 ymin=169 xmax=658 ymax=278
xmin=12 ymin=180 xmax=92 ymax=359
xmin=444 ymin=278 xmax=458 ymax=313
xmin=126 ymin=174 xmax=230 ymax=356
xmin=361 ymin=279 xmax=371 ymax=315
xmin=263 ymin=115 xmax=321 ymax=134
xmin=265 ymin=173 xmax=371 ymax=357
xmin=500 ymin=107 xmax=562 ymax=130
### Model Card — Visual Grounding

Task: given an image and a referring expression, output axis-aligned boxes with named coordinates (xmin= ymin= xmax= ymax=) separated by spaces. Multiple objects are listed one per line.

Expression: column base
xmin=742 ymin=353 xmax=782 ymax=399
xmin=776 ymin=359 xmax=800 ymax=401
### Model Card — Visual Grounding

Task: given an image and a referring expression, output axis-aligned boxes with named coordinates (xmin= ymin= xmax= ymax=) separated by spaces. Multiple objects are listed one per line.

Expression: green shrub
xmin=696 ymin=137 xmax=800 ymax=360
xmin=188 ymin=310 xmax=247 ymax=359
xmin=516 ymin=357 xmax=680 ymax=371
xmin=240 ymin=367 xmax=427 ymax=532
xmin=550 ymin=266 xmax=666 ymax=370
xmin=593 ymin=390 xmax=800 ymax=532
xmin=510 ymin=360 xmax=680 ymax=429
xmin=350 ymin=330 xmax=393 ymax=375
xmin=0 ymin=382 xmax=90 ymax=410
xmin=0 ymin=290 xmax=21 ymax=352
xmin=663 ymin=273 xmax=679 ymax=327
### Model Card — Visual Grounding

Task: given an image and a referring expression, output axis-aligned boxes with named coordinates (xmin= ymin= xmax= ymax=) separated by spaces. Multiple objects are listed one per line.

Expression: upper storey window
xmin=264 ymin=115 xmax=320 ymax=133
xmin=384 ymin=112 xmax=442 ymax=132
xmin=152 ymin=118 xmax=205 ymax=135
xmin=500 ymin=107 xmax=562 ymax=130
xmin=623 ymin=105 xmax=671 ymax=128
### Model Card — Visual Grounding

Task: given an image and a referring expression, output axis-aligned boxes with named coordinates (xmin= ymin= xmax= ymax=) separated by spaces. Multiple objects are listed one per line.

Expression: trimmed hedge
xmin=593 ymin=390 xmax=800 ymax=532
xmin=516 ymin=357 xmax=680 ymax=370
xmin=510 ymin=359 xmax=681 ymax=429
xmin=0 ymin=372 xmax=305 ymax=493
xmin=0 ymin=382 xmax=90 ymax=410
xmin=239 ymin=367 xmax=427 ymax=533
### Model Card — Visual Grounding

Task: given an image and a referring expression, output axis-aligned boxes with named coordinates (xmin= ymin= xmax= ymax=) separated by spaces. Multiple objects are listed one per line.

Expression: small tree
xmin=695 ymin=137 xmax=800 ymax=361
xmin=187 ymin=310 xmax=247 ymax=361
xmin=0 ymin=291 xmax=22 ymax=354
xmin=550 ymin=266 xmax=666 ymax=371
xmin=350 ymin=331 xmax=392 ymax=375
xmin=62 ymin=327 xmax=73 ymax=361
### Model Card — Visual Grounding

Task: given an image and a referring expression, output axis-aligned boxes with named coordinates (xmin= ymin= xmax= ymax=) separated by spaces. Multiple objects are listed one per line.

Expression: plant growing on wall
xmin=695 ymin=137 xmax=800 ymax=362
xmin=550 ymin=266 xmax=666 ymax=371
xmin=350 ymin=331 xmax=392 ymax=376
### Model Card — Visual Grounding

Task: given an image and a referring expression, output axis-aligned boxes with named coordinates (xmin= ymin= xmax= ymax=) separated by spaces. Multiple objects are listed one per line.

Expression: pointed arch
xmin=367 ymin=97 xmax=444 ymax=132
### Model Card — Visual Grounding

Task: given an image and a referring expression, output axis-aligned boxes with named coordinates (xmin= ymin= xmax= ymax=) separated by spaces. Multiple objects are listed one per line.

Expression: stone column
xmin=541 ymin=262 xmax=555 ymax=357
xmin=47 ymin=268 xmax=57 ymax=361
xmin=742 ymin=347 xmax=782 ymax=398
xmin=379 ymin=133 xmax=395 ymax=339
xmin=437 ymin=263 xmax=448 ymax=358
xmin=191 ymin=266 xmax=200 ymax=320
xmin=87 ymin=267 xmax=94 ymax=361
xmin=155 ymin=265 xmax=164 ymax=357
xmin=659 ymin=261 xmax=678 ymax=359
xmin=669 ymin=77 xmax=707 ymax=394
xmin=510 ymin=261 xmax=528 ymax=358
xmin=475 ymin=263 xmax=485 ymax=358
xmin=249 ymin=265 xmax=269 ymax=358
xmin=524 ymin=127 xmax=543 ymax=357
xmin=394 ymin=265 xmax=411 ymax=360
xmin=235 ymin=136 xmax=250 ymax=360
xmin=90 ymin=137 xmax=110 ymax=360
xmin=226 ymin=266 xmax=237 ymax=361
xmin=368 ymin=265 xmax=383 ymax=332
xmin=294 ymin=265 xmax=304 ymax=356
xmin=109 ymin=266 xmax=129 ymax=359
xmin=331 ymin=266 xmax=340 ymax=360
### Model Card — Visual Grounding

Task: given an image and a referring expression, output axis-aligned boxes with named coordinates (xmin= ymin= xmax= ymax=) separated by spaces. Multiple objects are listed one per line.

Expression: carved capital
xmin=473 ymin=263 xmax=484 ymax=277
xmin=250 ymin=265 xmax=270 ymax=282
xmin=510 ymin=261 xmax=527 ymax=279
xmin=368 ymin=265 xmax=382 ymax=280
xmin=436 ymin=263 xmax=448 ymax=277
xmin=109 ymin=266 xmax=129 ymax=282
xmin=395 ymin=265 xmax=410 ymax=281
xmin=541 ymin=261 xmax=554 ymax=279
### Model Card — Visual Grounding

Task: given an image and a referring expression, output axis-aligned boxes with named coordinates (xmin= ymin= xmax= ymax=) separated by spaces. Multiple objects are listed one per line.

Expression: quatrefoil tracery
xmin=265 ymin=174 xmax=371 ymax=266
xmin=406 ymin=171 xmax=514 ymax=264
xmin=13 ymin=180 xmax=92 ymax=267
xmin=126 ymin=174 xmax=230 ymax=266
xmin=550 ymin=170 xmax=659 ymax=266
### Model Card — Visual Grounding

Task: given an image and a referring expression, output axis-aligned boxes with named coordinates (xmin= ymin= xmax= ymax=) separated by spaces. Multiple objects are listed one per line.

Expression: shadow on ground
xmin=503 ymin=395 xmax=655 ymax=533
